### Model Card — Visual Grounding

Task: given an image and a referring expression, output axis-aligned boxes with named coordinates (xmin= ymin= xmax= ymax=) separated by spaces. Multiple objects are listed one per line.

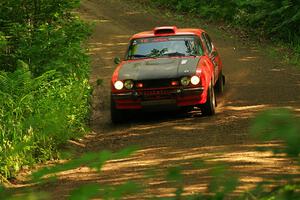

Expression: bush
xmin=148 ymin=0 xmax=300 ymax=55
xmin=0 ymin=0 xmax=91 ymax=179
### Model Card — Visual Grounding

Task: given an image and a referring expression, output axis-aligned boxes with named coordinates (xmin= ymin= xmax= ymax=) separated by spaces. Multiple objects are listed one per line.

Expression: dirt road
xmin=41 ymin=0 xmax=300 ymax=198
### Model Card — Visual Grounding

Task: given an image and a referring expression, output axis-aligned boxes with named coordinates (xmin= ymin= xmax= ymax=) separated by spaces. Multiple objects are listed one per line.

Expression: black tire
xmin=201 ymin=81 xmax=216 ymax=116
xmin=215 ymin=71 xmax=225 ymax=94
xmin=110 ymin=99 xmax=125 ymax=124
xmin=179 ymin=106 xmax=194 ymax=113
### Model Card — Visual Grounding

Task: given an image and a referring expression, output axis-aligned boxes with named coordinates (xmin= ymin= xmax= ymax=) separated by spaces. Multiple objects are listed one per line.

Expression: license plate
xmin=141 ymin=99 xmax=176 ymax=106
xmin=143 ymin=90 xmax=171 ymax=96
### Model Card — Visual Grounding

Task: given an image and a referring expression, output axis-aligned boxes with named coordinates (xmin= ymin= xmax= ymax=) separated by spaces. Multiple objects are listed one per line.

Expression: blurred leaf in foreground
xmin=166 ymin=166 xmax=183 ymax=182
xmin=208 ymin=163 xmax=239 ymax=200
xmin=31 ymin=146 xmax=138 ymax=182
xmin=70 ymin=183 xmax=101 ymax=200
xmin=251 ymin=108 xmax=300 ymax=158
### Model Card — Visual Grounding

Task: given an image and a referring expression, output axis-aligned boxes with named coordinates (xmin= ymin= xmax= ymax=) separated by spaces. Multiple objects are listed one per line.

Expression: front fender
xmin=197 ymin=56 xmax=214 ymax=90
xmin=196 ymin=56 xmax=214 ymax=104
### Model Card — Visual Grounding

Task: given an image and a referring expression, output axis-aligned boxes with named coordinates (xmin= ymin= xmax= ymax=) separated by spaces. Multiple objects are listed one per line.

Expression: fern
xmin=0 ymin=0 xmax=91 ymax=179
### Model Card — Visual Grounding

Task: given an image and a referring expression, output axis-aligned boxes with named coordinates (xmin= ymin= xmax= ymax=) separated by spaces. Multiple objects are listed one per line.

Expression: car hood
xmin=118 ymin=57 xmax=201 ymax=80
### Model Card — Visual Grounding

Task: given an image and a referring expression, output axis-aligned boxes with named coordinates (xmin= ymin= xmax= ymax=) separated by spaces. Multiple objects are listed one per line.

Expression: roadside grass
xmin=262 ymin=42 xmax=300 ymax=68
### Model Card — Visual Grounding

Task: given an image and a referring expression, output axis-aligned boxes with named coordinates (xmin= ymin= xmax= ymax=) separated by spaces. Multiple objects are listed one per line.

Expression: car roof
xmin=130 ymin=26 xmax=205 ymax=40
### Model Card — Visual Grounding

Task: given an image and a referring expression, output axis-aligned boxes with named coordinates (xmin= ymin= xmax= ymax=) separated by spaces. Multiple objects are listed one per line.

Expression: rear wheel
xmin=110 ymin=99 xmax=125 ymax=124
xmin=201 ymin=81 xmax=216 ymax=116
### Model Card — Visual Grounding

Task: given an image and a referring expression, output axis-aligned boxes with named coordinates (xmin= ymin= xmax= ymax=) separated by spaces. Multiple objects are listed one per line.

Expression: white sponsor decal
xmin=181 ymin=59 xmax=188 ymax=65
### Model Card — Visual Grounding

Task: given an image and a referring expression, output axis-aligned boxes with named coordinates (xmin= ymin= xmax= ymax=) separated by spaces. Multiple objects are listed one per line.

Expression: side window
xmin=205 ymin=33 xmax=214 ymax=50
xmin=202 ymin=33 xmax=212 ymax=53
xmin=195 ymin=37 xmax=204 ymax=55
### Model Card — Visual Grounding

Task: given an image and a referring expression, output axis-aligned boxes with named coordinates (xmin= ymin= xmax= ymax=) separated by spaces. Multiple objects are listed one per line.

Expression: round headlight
xmin=191 ymin=75 xmax=200 ymax=85
xmin=124 ymin=80 xmax=134 ymax=89
xmin=181 ymin=76 xmax=190 ymax=86
xmin=114 ymin=81 xmax=124 ymax=90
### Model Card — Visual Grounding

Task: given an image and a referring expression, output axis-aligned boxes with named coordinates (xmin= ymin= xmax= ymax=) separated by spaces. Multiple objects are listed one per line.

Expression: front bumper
xmin=112 ymin=87 xmax=205 ymax=110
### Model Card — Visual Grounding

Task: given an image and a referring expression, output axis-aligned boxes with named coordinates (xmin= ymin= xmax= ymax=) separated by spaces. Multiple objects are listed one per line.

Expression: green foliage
xmin=32 ymin=147 xmax=138 ymax=182
xmin=68 ymin=181 xmax=142 ymax=200
xmin=242 ymin=183 xmax=300 ymax=200
xmin=0 ymin=66 xmax=91 ymax=178
xmin=251 ymin=108 xmax=300 ymax=157
xmin=0 ymin=0 xmax=91 ymax=179
xmin=70 ymin=184 xmax=101 ymax=200
xmin=0 ymin=32 xmax=6 ymax=50
xmin=247 ymin=109 xmax=300 ymax=200
xmin=166 ymin=166 xmax=183 ymax=182
xmin=208 ymin=164 xmax=239 ymax=199
xmin=148 ymin=0 xmax=300 ymax=57
xmin=0 ymin=0 xmax=89 ymax=73
xmin=0 ymin=147 xmax=239 ymax=200
xmin=1 ymin=147 xmax=140 ymax=200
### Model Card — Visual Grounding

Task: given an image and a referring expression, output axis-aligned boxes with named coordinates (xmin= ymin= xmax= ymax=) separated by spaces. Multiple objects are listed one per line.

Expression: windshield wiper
xmin=130 ymin=54 xmax=161 ymax=59
xmin=161 ymin=52 xmax=186 ymax=57
xmin=189 ymin=53 xmax=197 ymax=57
xmin=130 ymin=54 xmax=148 ymax=58
xmin=135 ymin=53 xmax=160 ymax=59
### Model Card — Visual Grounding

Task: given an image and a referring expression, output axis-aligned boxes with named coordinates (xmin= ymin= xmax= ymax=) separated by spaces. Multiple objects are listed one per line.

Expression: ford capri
xmin=111 ymin=26 xmax=225 ymax=123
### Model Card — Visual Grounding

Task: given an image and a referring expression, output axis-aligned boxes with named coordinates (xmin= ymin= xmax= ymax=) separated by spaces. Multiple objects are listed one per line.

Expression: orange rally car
xmin=111 ymin=26 xmax=225 ymax=123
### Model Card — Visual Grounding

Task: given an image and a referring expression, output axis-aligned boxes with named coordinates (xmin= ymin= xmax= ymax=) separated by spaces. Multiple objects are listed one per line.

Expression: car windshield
xmin=126 ymin=36 xmax=203 ymax=60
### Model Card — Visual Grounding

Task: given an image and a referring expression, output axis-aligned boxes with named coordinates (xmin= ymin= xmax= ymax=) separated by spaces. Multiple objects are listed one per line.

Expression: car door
xmin=201 ymin=33 xmax=221 ymax=83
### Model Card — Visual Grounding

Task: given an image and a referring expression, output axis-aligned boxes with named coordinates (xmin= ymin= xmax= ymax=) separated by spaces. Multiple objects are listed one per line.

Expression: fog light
xmin=124 ymin=80 xmax=134 ymax=89
xmin=181 ymin=77 xmax=190 ymax=86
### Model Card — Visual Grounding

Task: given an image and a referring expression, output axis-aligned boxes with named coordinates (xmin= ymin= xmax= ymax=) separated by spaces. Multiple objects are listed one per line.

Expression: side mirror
xmin=114 ymin=57 xmax=121 ymax=65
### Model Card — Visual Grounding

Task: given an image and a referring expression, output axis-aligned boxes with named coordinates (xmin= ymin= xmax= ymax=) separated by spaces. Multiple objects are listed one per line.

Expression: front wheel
xmin=110 ymin=99 xmax=125 ymax=124
xmin=200 ymin=81 xmax=216 ymax=116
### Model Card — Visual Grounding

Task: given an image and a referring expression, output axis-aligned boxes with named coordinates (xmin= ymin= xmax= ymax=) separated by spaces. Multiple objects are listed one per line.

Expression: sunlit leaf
xmin=166 ymin=166 xmax=183 ymax=182
xmin=113 ymin=146 xmax=139 ymax=160
xmin=69 ymin=183 xmax=101 ymax=200
xmin=105 ymin=181 xmax=142 ymax=199
xmin=32 ymin=151 xmax=105 ymax=181
xmin=87 ymin=150 xmax=112 ymax=171
xmin=7 ymin=192 xmax=49 ymax=200
xmin=192 ymin=160 xmax=206 ymax=169
xmin=175 ymin=187 xmax=184 ymax=198
xmin=144 ymin=168 xmax=158 ymax=179
xmin=223 ymin=175 xmax=239 ymax=194
xmin=251 ymin=108 xmax=300 ymax=158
